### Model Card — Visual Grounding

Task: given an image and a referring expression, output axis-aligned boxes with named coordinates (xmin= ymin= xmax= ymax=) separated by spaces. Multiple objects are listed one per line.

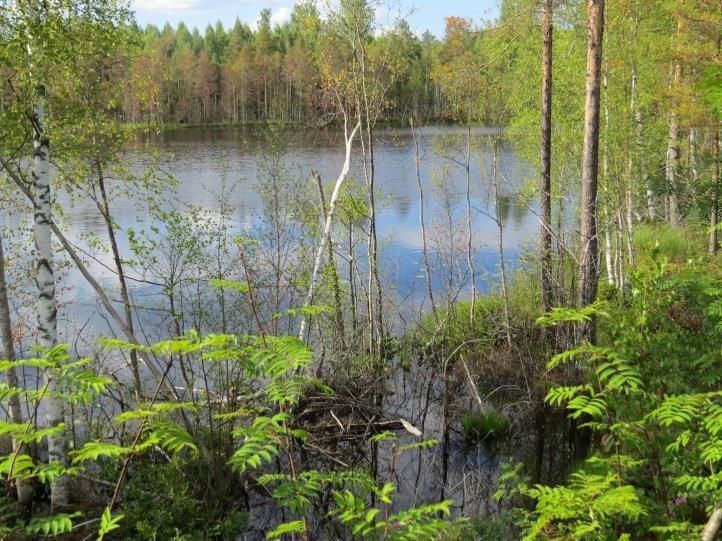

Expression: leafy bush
xmin=515 ymin=259 xmax=722 ymax=539
xmin=462 ymin=410 xmax=509 ymax=444
xmin=0 ymin=332 xmax=464 ymax=540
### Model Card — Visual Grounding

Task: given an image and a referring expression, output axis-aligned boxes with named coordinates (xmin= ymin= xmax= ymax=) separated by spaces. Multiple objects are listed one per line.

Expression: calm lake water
xmin=3 ymin=126 xmax=540 ymax=534
xmin=62 ymin=126 xmax=534 ymax=299
xmin=0 ymin=124 xmax=539 ymax=346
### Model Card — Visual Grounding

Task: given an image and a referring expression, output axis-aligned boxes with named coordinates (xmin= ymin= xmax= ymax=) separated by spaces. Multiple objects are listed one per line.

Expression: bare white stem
xmin=298 ymin=121 xmax=361 ymax=341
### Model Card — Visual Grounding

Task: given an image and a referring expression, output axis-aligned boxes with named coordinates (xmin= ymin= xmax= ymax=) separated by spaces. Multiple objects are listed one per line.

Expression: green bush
xmin=117 ymin=456 xmax=247 ymax=541
xmin=634 ymin=223 xmax=705 ymax=265
xmin=462 ymin=409 xmax=509 ymax=444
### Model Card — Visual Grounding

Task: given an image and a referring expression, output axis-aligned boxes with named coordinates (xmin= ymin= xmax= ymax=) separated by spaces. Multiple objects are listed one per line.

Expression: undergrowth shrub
xmin=0 ymin=331 xmax=464 ymax=539
xmin=509 ymin=256 xmax=722 ymax=539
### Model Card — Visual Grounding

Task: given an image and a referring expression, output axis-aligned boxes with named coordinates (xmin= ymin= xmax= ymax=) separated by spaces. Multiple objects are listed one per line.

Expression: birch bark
xmin=298 ymin=122 xmax=360 ymax=341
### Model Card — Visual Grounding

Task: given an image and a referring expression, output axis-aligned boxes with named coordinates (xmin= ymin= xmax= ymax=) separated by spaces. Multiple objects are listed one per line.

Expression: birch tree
xmin=298 ymin=119 xmax=360 ymax=341
xmin=0 ymin=0 xmax=151 ymax=506
xmin=22 ymin=0 xmax=68 ymax=508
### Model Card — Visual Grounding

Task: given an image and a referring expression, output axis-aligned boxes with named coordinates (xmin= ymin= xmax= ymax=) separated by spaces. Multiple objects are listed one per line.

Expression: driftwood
xmin=295 ymin=390 xmax=418 ymax=445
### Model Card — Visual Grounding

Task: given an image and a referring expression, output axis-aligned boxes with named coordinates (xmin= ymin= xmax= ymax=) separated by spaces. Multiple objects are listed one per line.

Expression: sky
xmin=131 ymin=0 xmax=501 ymax=38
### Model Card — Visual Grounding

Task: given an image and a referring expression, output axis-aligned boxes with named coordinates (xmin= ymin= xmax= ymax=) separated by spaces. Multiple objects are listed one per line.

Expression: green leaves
xmin=250 ymin=336 xmax=313 ymax=378
xmin=536 ymin=303 xmax=608 ymax=326
xmin=72 ymin=441 xmax=130 ymax=463
xmin=330 ymin=485 xmax=454 ymax=540
xmin=229 ymin=414 xmax=285 ymax=472
xmin=25 ymin=512 xmax=82 ymax=536
xmin=97 ymin=507 xmax=124 ymax=541
xmin=209 ymin=279 xmax=249 ymax=293
xmin=523 ymin=468 xmax=646 ymax=541
xmin=146 ymin=420 xmax=198 ymax=455
xmin=266 ymin=520 xmax=305 ymax=540
xmin=529 ymin=268 xmax=722 ymax=539
xmin=545 ymin=344 xmax=642 ymax=426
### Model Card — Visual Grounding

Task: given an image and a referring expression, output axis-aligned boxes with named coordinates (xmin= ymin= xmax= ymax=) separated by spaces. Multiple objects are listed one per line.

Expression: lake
xmin=2 ymin=125 xmax=540 ymax=534
xmin=49 ymin=125 xmax=536 ymax=335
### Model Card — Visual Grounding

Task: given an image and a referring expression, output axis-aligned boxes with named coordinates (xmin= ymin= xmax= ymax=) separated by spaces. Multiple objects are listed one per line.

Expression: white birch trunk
xmin=22 ymin=0 xmax=68 ymax=507
xmin=2 ymin=160 xmax=177 ymax=399
xmin=298 ymin=121 xmax=360 ymax=341
xmin=626 ymin=68 xmax=638 ymax=271
xmin=32 ymin=89 xmax=69 ymax=509
xmin=702 ymin=504 xmax=722 ymax=541
xmin=604 ymin=208 xmax=615 ymax=287
xmin=666 ymin=55 xmax=683 ymax=228
xmin=625 ymin=186 xmax=637 ymax=271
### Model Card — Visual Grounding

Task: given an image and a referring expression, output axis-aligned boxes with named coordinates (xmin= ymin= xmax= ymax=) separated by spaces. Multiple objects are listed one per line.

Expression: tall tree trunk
xmin=492 ymin=140 xmax=512 ymax=347
xmin=540 ymin=0 xmax=554 ymax=315
xmin=711 ymin=126 xmax=720 ymax=254
xmin=626 ymin=68 xmax=638 ymax=270
xmin=578 ymin=0 xmax=605 ymax=342
xmin=604 ymin=207 xmax=616 ymax=286
xmin=0 ymin=232 xmax=33 ymax=505
xmin=32 ymin=86 xmax=69 ymax=509
xmin=615 ymin=208 xmax=624 ymax=289
xmin=465 ymin=122 xmax=476 ymax=326
xmin=626 ymin=185 xmax=637 ymax=271
xmin=703 ymin=503 xmax=722 ymax=541
xmin=313 ymin=172 xmax=347 ymax=351
xmin=689 ymin=128 xmax=699 ymax=186
xmin=96 ymin=164 xmax=141 ymax=394
xmin=666 ymin=42 xmax=683 ymax=228
xmin=410 ymin=118 xmax=437 ymax=320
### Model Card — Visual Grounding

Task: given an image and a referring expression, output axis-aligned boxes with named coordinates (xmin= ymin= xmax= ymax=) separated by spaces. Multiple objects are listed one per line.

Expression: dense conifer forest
xmin=1 ymin=0 xmax=722 ymax=539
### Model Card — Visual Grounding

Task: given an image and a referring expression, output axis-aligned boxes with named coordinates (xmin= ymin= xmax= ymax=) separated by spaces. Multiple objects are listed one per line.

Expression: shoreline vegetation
xmin=140 ymin=117 xmax=496 ymax=133
xmin=1 ymin=0 xmax=722 ymax=540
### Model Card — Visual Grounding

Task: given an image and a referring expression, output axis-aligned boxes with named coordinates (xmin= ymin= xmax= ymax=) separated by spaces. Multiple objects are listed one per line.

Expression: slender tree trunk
xmin=313 ymin=172 xmax=347 ymax=351
xmin=410 ymin=118 xmax=437 ymax=320
xmin=666 ymin=45 xmax=683 ymax=228
xmin=703 ymin=502 xmax=722 ymax=541
xmin=615 ymin=208 xmax=624 ymax=289
xmin=366 ymin=126 xmax=384 ymax=357
xmin=689 ymin=128 xmax=699 ymax=186
xmin=348 ymin=223 xmax=358 ymax=335
xmin=540 ymin=0 xmax=554 ymax=315
xmin=626 ymin=68 xmax=638 ymax=271
xmin=626 ymin=185 xmax=637 ymax=271
xmin=465 ymin=122 xmax=476 ymax=326
xmin=0 ymin=232 xmax=33 ymax=505
xmin=492 ymin=140 xmax=512 ymax=347
xmin=711 ymin=126 xmax=720 ymax=254
xmin=604 ymin=207 xmax=615 ymax=286
xmin=601 ymin=66 xmax=613 ymax=288
xmin=96 ymin=165 xmax=141 ymax=394
xmin=31 ymin=86 xmax=69 ymax=509
xmin=298 ymin=122 xmax=360 ymax=341
xmin=578 ymin=0 xmax=605 ymax=342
